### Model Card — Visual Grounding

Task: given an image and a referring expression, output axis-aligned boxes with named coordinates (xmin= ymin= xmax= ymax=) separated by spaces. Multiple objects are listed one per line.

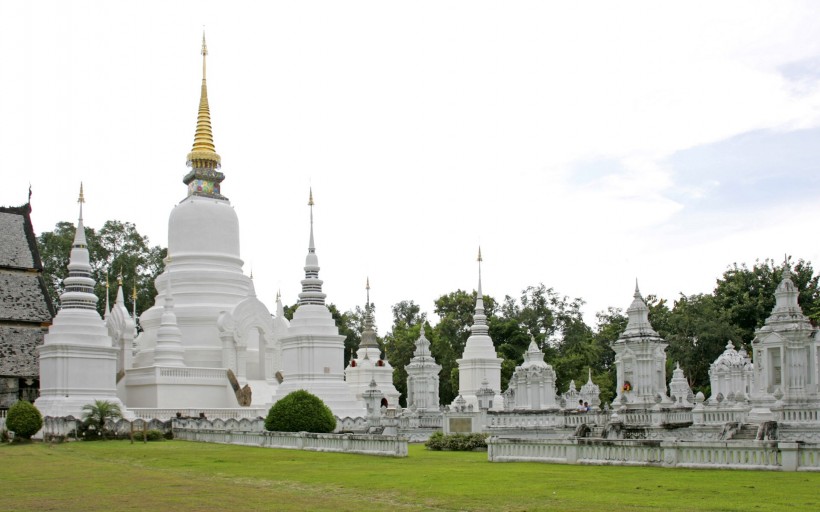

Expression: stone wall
xmin=0 ymin=326 xmax=44 ymax=378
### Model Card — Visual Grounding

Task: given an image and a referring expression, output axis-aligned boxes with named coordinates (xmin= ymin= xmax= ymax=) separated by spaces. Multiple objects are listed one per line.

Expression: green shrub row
xmin=425 ymin=431 xmax=488 ymax=451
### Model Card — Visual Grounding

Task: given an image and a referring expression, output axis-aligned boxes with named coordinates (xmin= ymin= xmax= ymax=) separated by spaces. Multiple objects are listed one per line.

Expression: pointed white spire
xmin=620 ymin=278 xmax=659 ymax=338
xmin=308 ymin=187 xmax=315 ymax=252
xmin=298 ymin=188 xmax=326 ymax=306
xmin=765 ymin=259 xmax=809 ymax=325
xmin=360 ymin=277 xmax=379 ymax=349
xmin=60 ymin=184 xmax=99 ymax=311
xmin=471 ymin=246 xmax=488 ymax=336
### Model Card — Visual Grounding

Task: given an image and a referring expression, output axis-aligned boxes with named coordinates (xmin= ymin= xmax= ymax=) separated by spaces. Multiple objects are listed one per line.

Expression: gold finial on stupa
xmin=308 ymin=187 xmax=314 ymax=206
xmin=477 ymin=246 xmax=483 ymax=262
xmin=186 ymin=31 xmax=221 ymax=170
xmin=78 ymin=182 xmax=85 ymax=204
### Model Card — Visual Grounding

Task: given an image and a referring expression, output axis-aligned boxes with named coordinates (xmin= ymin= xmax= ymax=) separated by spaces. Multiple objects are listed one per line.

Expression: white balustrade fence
xmin=173 ymin=427 xmax=408 ymax=457
xmin=130 ymin=408 xmax=267 ymax=420
xmin=487 ymin=437 xmax=820 ymax=471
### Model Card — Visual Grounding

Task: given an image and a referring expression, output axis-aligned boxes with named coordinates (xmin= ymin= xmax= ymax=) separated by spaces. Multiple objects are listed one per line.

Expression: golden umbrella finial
xmin=186 ymin=31 xmax=221 ymax=170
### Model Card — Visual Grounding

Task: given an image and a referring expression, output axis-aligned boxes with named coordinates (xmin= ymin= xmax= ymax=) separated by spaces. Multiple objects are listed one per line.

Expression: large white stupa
xmin=269 ymin=190 xmax=366 ymax=418
xmin=124 ymin=34 xmax=277 ymax=409
xmin=35 ymin=186 xmax=129 ymax=419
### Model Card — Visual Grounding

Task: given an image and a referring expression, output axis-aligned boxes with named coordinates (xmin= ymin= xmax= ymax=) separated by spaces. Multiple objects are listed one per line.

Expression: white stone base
xmin=124 ymin=366 xmax=237 ymax=408
xmin=35 ymin=394 xmax=131 ymax=421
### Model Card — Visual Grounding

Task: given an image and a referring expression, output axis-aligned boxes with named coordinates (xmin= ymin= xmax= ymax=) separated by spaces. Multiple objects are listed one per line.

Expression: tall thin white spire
xmin=298 ymin=188 xmax=326 ymax=306
xmin=471 ymin=246 xmax=488 ymax=335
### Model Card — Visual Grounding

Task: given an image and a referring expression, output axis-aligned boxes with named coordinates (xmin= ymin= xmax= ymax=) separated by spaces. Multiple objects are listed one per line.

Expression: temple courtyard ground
xmin=1 ymin=441 xmax=817 ymax=511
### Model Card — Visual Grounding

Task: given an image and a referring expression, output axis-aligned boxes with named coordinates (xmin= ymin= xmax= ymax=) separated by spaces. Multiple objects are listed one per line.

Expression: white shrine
xmin=35 ymin=186 xmax=129 ymax=419
xmin=708 ymin=341 xmax=754 ymax=403
xmin=749 ymin=266 xmax=820 ymax=419
xmin=344 ymin=280 xmax=401 ymax=406
xmin=405 ymin=324 xmax=441 ymax=412
xmin=454 ymin=248 xmax=503 ymax=409
xmin=504 ymin=339 xmax=558 ymax=410
xmin=611 ymin=281 xmax=672 ymax=408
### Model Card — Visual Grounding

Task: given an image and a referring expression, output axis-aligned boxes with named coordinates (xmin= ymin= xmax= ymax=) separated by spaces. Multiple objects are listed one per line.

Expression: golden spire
xmin=186 ymin=30 xmax=221 ymax=170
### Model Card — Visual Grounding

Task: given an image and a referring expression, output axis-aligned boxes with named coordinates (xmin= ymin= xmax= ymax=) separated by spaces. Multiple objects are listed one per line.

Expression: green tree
xmin=5 ymin=400 xmax=43 ymax=440
xmin=713 ymin=258 xmax=820 ymax=343
xmin=384 ymin=301 xmax=425 ymax=406
xmin=81 ymin=399 xmax=123 ymax=437
xmin=265 ymin=390 xmax=335 ymax=433
xmin=661 ymin=293 xmax=744 ymax=395
xmin=38 ymin=220 xmax=166 ymax=319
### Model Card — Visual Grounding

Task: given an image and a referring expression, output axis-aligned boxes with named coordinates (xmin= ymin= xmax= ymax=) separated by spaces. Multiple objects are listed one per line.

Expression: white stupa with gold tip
xmin=125 ymin=34 xmax=276 ymax=409
xmin=455 ymin=247 xmax=503 ymax=409
xmin=36 ymin=185 xmax=129 ymax=419
xmin=270 ymin=190 xmax=365 ymax=418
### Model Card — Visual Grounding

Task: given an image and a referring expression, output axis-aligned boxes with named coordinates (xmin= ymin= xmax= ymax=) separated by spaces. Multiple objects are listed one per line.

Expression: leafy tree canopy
xmin=38 ymin=220 xmax=166 ymax=319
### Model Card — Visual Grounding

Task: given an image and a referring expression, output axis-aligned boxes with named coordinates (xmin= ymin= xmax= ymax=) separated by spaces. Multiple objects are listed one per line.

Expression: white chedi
xmin=455 ymin=248 xmax=503 ymax=410
xmin=345 ymin=281 xmax=400 ymax=407
xmin=669 ymin=362 xmax=694 ymax=407
xmin=36 ymin=186 xmax=129 ymax=419
xmin=270 ymin=190 xmax=365 ymax=419
xmin=505 ymin=339 xmax=558 ymax=410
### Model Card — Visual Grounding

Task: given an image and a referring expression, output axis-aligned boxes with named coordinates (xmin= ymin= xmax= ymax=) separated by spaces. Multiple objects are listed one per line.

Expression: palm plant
xmin=81 ymin=400 xmax=123 ymax=437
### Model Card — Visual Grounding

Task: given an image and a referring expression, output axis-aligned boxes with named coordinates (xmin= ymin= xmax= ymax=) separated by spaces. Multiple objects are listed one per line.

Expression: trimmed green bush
xmin=6 ymin=400 xmax=43 ymax=440
xmin=265 ymin=390 xmax=336 ymax=433
xmin=425 ymin=431 xmax=488 ymax=451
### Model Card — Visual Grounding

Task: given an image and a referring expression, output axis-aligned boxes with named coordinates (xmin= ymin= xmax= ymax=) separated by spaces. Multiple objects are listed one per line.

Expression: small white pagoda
xmin=505 ymin=339 xmax=558 ymax=410
xmin=455 ymin=247 xmax=503 ymax=409
xmin=35 ymin=186 xmax=129 ymax=419
xmin=708 ymin=341 xmax=753 ymax=403
xmin=405 ymin=324 xmax=442 ymax=412
xmin=344 ymin=279 xmax=400 ymax=406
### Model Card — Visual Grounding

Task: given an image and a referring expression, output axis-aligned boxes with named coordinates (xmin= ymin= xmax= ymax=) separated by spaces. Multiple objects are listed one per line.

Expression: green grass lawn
xmin=1 ymin=440 xmax=817 ymax=511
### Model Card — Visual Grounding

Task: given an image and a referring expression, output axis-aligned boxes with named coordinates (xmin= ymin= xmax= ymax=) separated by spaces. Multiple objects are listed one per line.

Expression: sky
xmin=2 ymin=1 xmax=820 ymax=333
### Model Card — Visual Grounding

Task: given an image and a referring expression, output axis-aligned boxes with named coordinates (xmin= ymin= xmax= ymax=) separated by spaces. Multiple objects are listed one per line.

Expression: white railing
xmin=487 ymin=437 xmax=820 ymax=471
xmin=173 ymin=428 xmax=408 ymax=457
xmin=778 ymin=409 xmax=820 ymax=423
xmin=130 ymin=408 xmax=267 ymax=420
